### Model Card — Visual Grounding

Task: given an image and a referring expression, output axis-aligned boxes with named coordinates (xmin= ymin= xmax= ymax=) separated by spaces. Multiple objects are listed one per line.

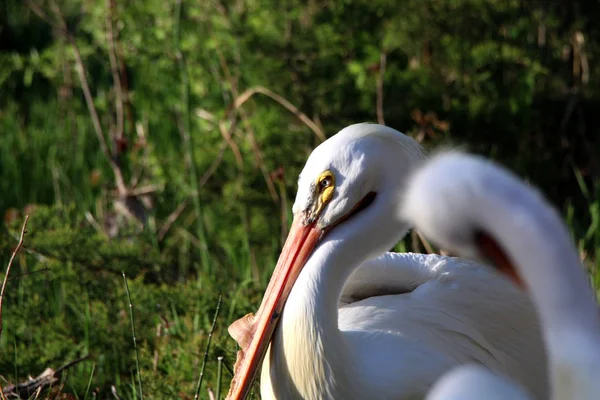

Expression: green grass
xmin=0 ymin=205 xmax=266 ymax=399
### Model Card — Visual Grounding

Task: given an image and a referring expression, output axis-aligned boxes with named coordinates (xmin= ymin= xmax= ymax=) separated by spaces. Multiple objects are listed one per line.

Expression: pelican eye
xmin=313 ymin=171 xmax=335 ymax=215
xmin=319 ymin=177 xmax=332 ymax=190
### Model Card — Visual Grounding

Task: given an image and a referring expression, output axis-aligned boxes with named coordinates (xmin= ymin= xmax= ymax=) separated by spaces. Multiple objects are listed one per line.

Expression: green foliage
xmin=1 ymin=205 xmax=261 ymax=398
xmin=1 ymin=0 xmax=599 ymax=398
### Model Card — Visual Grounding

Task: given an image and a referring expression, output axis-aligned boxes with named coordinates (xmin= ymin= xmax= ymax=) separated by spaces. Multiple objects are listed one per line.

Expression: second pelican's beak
xmin=226 ymin=216 xmax=323 ymax=400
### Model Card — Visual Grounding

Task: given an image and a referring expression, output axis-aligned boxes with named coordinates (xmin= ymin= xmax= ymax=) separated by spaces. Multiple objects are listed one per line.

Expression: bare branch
xmin=25 ymin=0 xmax=128 ymax=197
xmin=0 ymin=215 xmax=29 ymax=339
xmin=1 ymin=355 xmax=90 ymax=398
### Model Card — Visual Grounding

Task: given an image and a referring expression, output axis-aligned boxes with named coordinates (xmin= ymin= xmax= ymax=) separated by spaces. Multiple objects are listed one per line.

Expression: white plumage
xmin=426 ymin=364 xmax=532 ymax=400
xmin=403 ymin=151 xmax=600 ymax=400
xmin=226 ymin=124 xmax=547 ymax=400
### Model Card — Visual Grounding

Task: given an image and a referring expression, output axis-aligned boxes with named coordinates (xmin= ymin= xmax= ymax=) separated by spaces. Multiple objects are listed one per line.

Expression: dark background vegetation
xmin=1 ymin=0 xmax=599 ymax=398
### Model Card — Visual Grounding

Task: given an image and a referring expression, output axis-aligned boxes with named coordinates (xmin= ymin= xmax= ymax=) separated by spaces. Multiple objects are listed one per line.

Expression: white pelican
xmin=403 ymin=151 xmax=600 ymax=400
xmin=226 ymin=123 xmax=547 ymax=400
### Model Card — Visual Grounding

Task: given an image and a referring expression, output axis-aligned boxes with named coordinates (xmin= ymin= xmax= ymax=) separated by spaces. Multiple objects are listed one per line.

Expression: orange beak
xmin=226 ymin=216 xmax=323 ymax=400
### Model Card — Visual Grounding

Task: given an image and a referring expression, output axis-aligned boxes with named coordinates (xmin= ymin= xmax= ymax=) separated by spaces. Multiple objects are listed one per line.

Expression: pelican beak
xmin=476 ymin=231 xmax=525 ymax=288
xmin=226 ymin=216 xmax=323 ymax=400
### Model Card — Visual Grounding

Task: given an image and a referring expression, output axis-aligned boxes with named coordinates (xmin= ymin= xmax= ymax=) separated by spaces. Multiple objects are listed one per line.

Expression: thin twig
xmin=416 ymin=231 xmax=435 ymax=255
xmin=111 ymin=385 xmax=122 ymax=400
xmin=0 ymin=215 xmax=29 ymax=339
xmin=233 ymin=86 xmax=326 ymax=142
xmin=194 ymin=295 xmax=222 ymax=400
xmin=55 ymin=354 xmax=92 ymax=374
xmin=85 ymin=211 xmax=105 ymax=235
xmin=105 ymin=0 xmax=124 ymax=140
xmin=242 ymin=120 xmax=279 ymax=202
xmin=199 ymin=141 xmax=230 ymax=188
xmin=125 ymin=185 xmax=164 ymax=197
xmin=122 ymin=272 xmax=144 ymax=399
xmin=7 ymin=268 xmax=51 ymax=282
xmin=376 ymin=51 xmax=387 ymax=125
xmin=22 ymin=0 xmax=54 ymax=27
xmin=217 ymin=120 xmax=244 ymax=167
xmin=157 ymin=200 xmax=189 ymax=241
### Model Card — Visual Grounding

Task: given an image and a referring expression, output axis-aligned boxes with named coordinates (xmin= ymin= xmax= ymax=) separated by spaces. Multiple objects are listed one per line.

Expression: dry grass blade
xmin=233 ymin=86 xmax=326 ymax=142
xmin=242 ymin=121 xmax=280 ymax=202
xmin=218 ymin=120 xmax=244 ymax=168
xmin=207 ymin=388 xmax=216 ymax=400
xmin=0 ymin=215 xmax=29 ymax=339
xmin=416 ymin=231 xmax=435 ymax=254
xmin=157 ymin=200 xmax=189 ymax=241
xmin=111 ymin=385 xmax=122 ymax=400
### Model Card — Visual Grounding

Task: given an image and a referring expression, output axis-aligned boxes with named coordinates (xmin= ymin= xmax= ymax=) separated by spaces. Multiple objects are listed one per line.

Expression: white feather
xmin=426 ymin=364 xmax=532 ymax=400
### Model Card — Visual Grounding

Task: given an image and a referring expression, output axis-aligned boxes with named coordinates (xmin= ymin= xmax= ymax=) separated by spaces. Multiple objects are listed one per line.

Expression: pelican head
xmin=400 ymin=151 xmax=563 ymax=286
xmin=293 ymin=123 xmax=426 ymax=229
xmin=226 ymin=123 xmax=425 ymax=399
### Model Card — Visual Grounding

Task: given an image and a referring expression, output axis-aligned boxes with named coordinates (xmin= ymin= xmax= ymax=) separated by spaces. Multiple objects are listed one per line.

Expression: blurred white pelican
xmin=226 ymin=124 xmax=547 ymax=400
xmin=403 ymin=152 xmax=600 ymax=400
xmin=427 ymin=364 xmax=532 ymax=400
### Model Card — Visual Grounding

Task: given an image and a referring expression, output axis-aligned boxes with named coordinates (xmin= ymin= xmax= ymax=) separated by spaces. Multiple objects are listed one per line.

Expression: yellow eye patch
xmin=317 ymin=170 xmax=335 ymax=205
xmin=305 ymin=170 xmax=336 ymax=223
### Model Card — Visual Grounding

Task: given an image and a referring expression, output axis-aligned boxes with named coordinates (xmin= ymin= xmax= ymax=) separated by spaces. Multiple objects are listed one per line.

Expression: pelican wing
xmin=341 ymin=252 xmax=467 ymax=305
xmin=339 ymin=252 xmax=547 ymax=399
